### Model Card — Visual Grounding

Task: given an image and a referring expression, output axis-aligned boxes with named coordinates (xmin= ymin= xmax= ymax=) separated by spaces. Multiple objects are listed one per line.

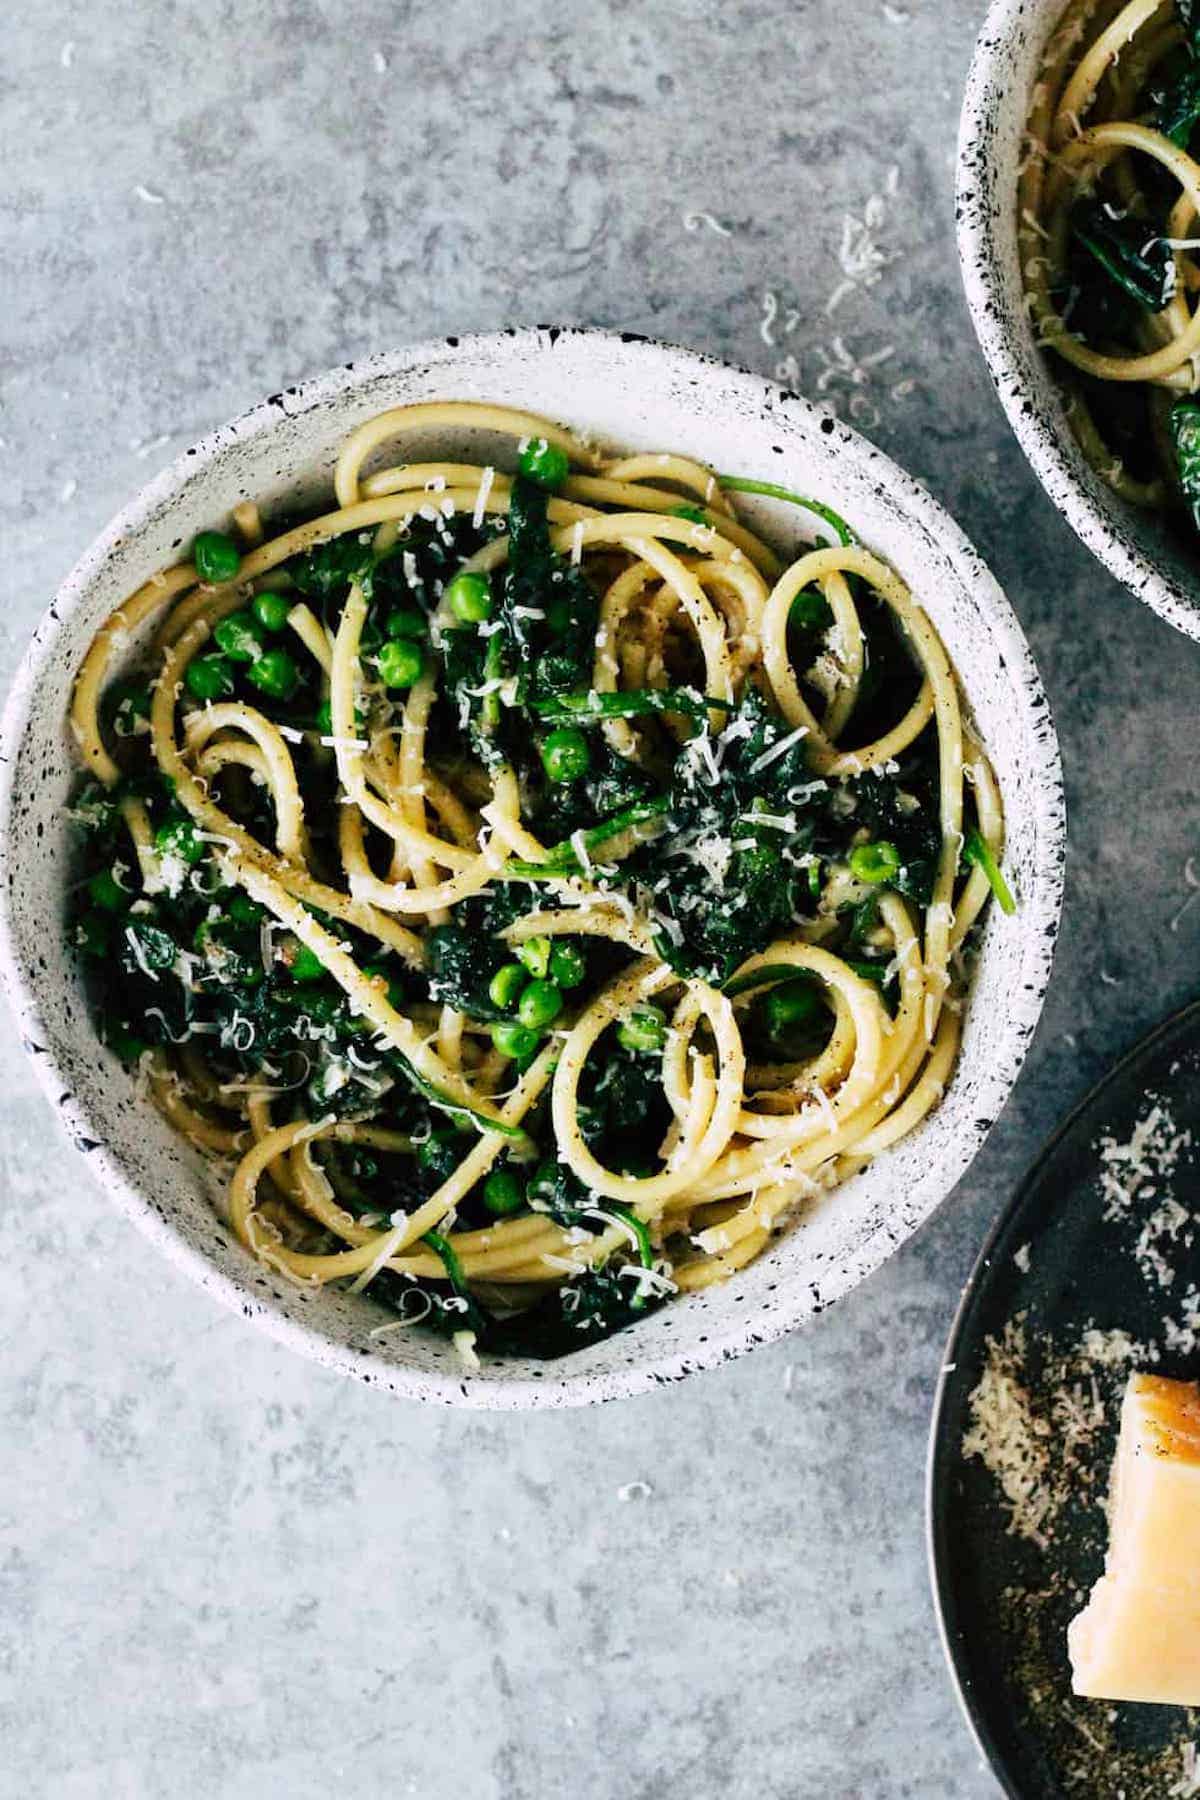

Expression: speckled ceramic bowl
xmin=0 ymin=328 xmax=1065 ymax=1407
xmin=959 ymin=0 xmax=1200 ymax=638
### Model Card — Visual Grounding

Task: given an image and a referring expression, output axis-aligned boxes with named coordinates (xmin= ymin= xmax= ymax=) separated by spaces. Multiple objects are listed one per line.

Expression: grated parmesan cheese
xmin=962 ymin=1319 xmax=1055 ymax=1547
xmin=747 ymin=723 xmax=809 ymax=775
xmin=1170 ymin=1743 xmax=1200 ymax=1798
xmin=826 ymin=164 xmax=901 ymax=315
xmin=472 ymin=465 xmax=495 ymax=529
xmin=682 ymin=210 xmax=732 ymax=237
xmin=1096 ymin=1104 xmax=1191 ymax=1225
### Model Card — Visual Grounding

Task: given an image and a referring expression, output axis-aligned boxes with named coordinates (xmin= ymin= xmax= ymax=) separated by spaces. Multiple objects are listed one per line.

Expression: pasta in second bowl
xmin=960 ymin=0 xmax=1200 ymax=635
xmin=0 ymin=331 xmax=1064 ymax=1405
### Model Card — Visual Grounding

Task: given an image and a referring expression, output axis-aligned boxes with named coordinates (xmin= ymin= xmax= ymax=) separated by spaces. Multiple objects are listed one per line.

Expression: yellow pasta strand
xmin=66 ymin=398 xmax=1003 ymax=1349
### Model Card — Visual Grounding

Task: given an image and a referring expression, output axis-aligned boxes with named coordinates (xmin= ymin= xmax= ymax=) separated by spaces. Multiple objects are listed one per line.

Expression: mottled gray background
xmin=1 ymin=0 xmax=1196 ymax=1795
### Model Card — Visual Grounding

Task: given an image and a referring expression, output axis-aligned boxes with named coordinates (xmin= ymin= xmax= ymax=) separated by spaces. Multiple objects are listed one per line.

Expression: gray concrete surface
xmin=2 ymin=0 xmax=1196 ymax=1794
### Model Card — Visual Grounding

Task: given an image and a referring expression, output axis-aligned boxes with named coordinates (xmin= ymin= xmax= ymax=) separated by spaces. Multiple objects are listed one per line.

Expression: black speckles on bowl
xmin=0 ymin=328 xmax=1064 ymax=1407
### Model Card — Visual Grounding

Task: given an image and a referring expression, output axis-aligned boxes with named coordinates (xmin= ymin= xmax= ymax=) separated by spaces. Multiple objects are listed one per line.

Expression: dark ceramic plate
xmin=928 ymin=1002 xmax=1200 ymax=1799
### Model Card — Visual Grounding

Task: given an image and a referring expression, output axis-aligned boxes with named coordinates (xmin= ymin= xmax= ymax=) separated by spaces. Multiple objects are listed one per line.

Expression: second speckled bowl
xmin=958 ymin=0 xmax=1200 ymax=638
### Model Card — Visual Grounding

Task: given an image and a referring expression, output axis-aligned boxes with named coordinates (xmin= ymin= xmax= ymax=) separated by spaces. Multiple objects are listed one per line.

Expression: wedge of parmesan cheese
xmin=1069 ymin=1373 xmax=1200 ymax=1705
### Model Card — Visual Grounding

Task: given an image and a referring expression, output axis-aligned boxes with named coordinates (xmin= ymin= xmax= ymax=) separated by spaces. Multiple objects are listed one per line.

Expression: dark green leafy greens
xmin=68 ymin=454 xmax=992 ymax=1360
xmin=1153 ymin=61 xmax=1200 ymax=147
xmin=1172 ymin=400 xmax=1200 ymax=531
xmin=612 ymin=690 xmax=827 ymax=984
xmin=291 ymin=533 xmax=377 ymax=602
xmin=437 ymin=475 xmax=600 ymax=768
xmin=854 ymin=766 xmax=941 ymax=904
xmin=1071 ymin=200 xmax=1176 ymax=314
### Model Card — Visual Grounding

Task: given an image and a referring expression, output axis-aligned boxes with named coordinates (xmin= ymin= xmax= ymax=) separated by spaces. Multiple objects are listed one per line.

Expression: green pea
xmin=491 ymin=1019 xmax=540 ymax=1061
xmin=848 ymin=839 xmax=902 ymax=885
xmin=247 ymin=648 xmax=300 ymax=701
xmin=252 ymin=590 xmax=292 ymax=633
xmin=518 ymin=436 xmax=570 ymax=491
xmin=617 ymin=1003 xmax=668 ymax=1055
xmin=444 ymin=571 xmax=492 ymax=624
xmin=548 ymin=940 xmax=586 ymax=990
xmin=87 ymin=868 xmax=127 ymax=913
xmin=540 ymin=727 xmax=590 ymax=784
xmin=185 ymin=654 xmax=235 ymax=702
xmin=483 ymin=1169 xmax=525 ymax=1216
xmin=384 ymin=606 xmax=428 ymax=640
xmin=545 ymin=597 xmax=572 ymax=636
xmin=228 ymin=893 xmax=264 ymax=927
xmin=192 ymin=530 xmax=241 ymax=584
xmin=514 ymin=936 xmax=551 ymax=979
xmin=214 ymin=609 xmax=266 ymax=664
xmin=488 ymin=962 xmax=528 ymax=1010
xmin=377 ymin=638 xmax=426 ymax=689
xmin=790 ymin=588 xmax=833 ymax=631
xmin=76 ymin=910 xmax=112 ymax=957
xmin=154 ymin=817 xmax=204 ymax=867
xmin=363 ymin=961 xmax=404 ymax=1009
xmin=764 ymin=978 xmax=821 ymax=1039
xmin=105 ymin=1020 xmax=148 ymax=1063
xmin=517 ymin=978 xmax=563 ymax=1029
xmin=284 ymin=937 xmax=324 ymax=983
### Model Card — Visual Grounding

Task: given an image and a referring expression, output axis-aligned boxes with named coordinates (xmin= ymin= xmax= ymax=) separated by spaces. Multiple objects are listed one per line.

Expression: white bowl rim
xmin=957 ymin=0 xmax=1200 ymax=642
xmin=0 ymin=325 xmax=1067 ymax=1407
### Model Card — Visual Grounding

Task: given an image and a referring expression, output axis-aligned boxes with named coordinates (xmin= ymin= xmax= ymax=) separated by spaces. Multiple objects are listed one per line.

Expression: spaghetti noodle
xmin=66 ymin=401 xmax=1011 ymax=1359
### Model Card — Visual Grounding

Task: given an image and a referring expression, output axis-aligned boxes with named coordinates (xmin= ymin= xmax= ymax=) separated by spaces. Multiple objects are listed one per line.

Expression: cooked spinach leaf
xmin=1154 ymin=62 xmax=1200 ymax=146
xmin=291 ymin=533 xmax=376 ymax=602
xmin=1171 ymin=398 xmax=1200 ymax=530
xmin=1071 ymin=201 xmax=1175 ymax=313
xmin=478 ymin=1264 xmax=667 ymax=1357
xmin=424 ymin=922 xmax=508 ymax=1019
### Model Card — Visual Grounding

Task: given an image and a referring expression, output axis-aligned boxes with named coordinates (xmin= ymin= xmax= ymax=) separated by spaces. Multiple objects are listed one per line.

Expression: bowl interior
xmin=958 ymin=0 xmax=1200 ymax=639
xmin=0 ymin=329 xmax=1065 ymax=1406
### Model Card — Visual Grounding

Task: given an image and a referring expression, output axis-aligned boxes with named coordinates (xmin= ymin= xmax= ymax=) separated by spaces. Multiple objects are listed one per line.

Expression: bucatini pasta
xmin=66 ymin=401 xmax=1012 ymax=1360
xmin=1021 ymin=0 xmax=1200 ymax=524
